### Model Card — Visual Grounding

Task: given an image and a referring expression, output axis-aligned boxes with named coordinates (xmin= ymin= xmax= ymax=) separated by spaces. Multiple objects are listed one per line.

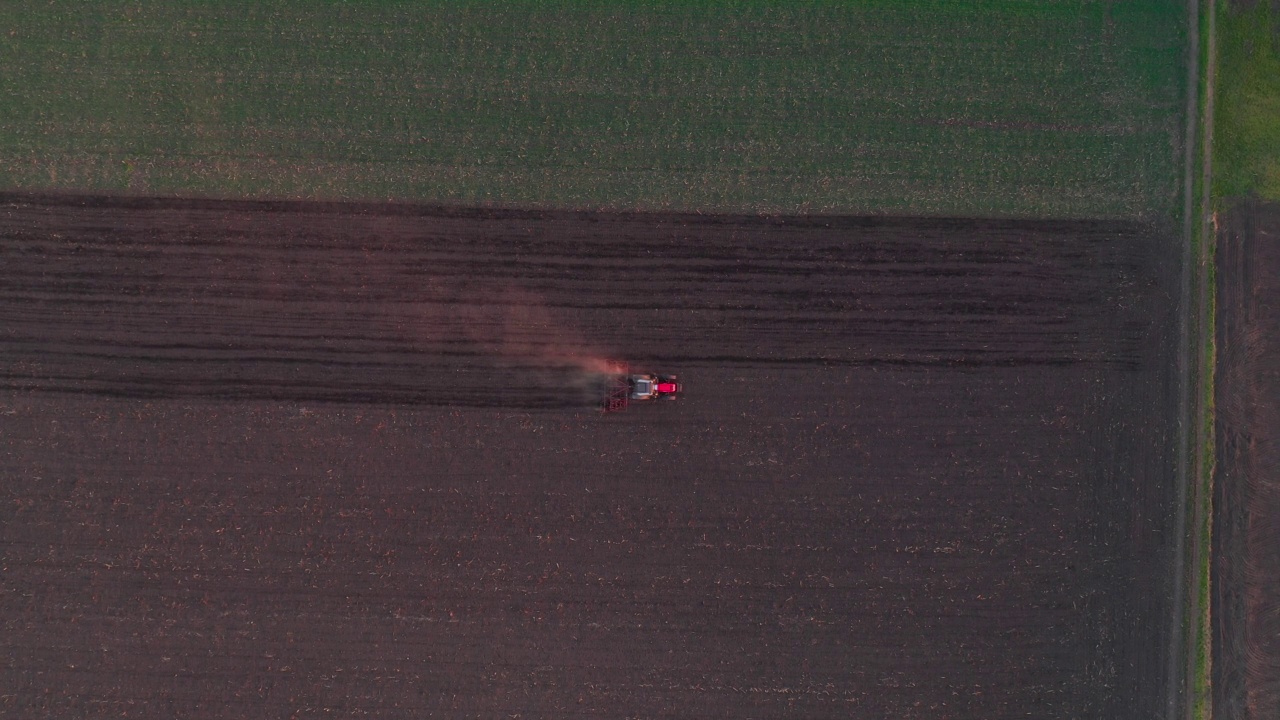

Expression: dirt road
xmin=1 ymin=194 xmax=1183 ymax=718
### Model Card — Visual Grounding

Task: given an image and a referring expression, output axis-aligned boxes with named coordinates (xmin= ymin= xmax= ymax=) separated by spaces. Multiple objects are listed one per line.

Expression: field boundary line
xmin=1188 ymin=1 xmax=1218 ymax=719
xmin=1170 ymin=0 xmax=1203 ymax=717
xmin=1174 ymin=0 xmax=1219 ymax=718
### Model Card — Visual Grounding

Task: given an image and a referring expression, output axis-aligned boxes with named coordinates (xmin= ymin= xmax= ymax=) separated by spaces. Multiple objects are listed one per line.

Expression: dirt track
xmin=1 ymin=194 xmax=1183 ymax=718
xmin=1213 ymin=199 xmax=1280 ymax=720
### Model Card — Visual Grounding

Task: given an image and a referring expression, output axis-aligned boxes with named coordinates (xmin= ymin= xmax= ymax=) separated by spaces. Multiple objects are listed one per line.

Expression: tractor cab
xmin=629 ymin=374 xmax=681 ymax=401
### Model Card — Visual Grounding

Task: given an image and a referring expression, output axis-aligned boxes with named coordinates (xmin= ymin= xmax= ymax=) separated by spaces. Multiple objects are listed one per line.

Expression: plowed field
xmin=1213 ymin=199 xmax=1280 ymax=720
xmin=1 ymin=195 xmax=1182 ymax=718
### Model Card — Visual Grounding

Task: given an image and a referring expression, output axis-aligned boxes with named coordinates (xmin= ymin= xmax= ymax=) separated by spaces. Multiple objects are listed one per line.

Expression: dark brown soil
xmin=1 ymin=193 xmax=1183 ymax=718
xmin=1213 ymin=198 xmax=1280 ymax=720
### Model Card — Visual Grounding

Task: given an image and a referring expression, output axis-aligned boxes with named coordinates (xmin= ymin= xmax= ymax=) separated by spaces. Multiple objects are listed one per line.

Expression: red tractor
xmin=629 ymin=374 xmax=681 ymax=401
xmin=601 ymin=370 xmax=681 ymax=412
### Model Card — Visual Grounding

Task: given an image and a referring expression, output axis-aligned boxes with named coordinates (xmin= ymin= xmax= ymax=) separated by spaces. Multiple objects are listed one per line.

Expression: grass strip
xmin=1213 ymin=0 xmax=1280 ymax=199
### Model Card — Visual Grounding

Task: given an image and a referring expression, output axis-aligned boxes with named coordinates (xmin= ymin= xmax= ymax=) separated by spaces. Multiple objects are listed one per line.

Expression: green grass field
xmin=1 ymin=1 xmax=1188 ymax=217
xmin=1214 ymin=0 xmax=1280 ymax=201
